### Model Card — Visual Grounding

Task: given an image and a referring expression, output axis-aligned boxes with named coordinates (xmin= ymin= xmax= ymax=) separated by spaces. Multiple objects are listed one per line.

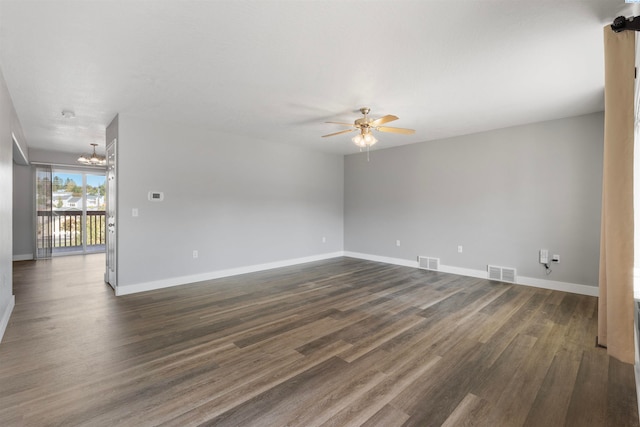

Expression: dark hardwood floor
xmin=1 ymin=254 xmax=638 ymax=426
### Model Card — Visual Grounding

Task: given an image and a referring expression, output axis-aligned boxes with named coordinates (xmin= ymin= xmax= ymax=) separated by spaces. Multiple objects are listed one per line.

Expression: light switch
xmin=132 ymin=208 xmax=138 ymax=217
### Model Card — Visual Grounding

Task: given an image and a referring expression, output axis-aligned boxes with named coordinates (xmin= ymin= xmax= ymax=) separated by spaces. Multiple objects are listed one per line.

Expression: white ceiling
xmin=0 ymin=0 xmax=637 ymax=156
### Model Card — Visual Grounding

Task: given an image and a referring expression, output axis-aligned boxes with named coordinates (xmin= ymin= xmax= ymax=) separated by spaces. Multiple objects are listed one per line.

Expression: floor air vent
xmin=487 ymin=265 xmax=517 ymax=283
xmin=418 ymin=256 xmax=440 ymax=271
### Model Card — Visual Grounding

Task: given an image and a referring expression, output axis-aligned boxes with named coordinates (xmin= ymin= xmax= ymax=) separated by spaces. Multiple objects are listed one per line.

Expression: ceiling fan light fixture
xmin=352 ymin=132 xmax=377 ymax=148
xmin=363 ymin=133 xmax=377 ymax=146
xmin=323 ymin=107 xmax=412 ymax=160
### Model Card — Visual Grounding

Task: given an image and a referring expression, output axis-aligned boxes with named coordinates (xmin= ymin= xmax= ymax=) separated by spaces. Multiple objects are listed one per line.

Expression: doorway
xmin=36 ymin=168 xmax=106 ymax=256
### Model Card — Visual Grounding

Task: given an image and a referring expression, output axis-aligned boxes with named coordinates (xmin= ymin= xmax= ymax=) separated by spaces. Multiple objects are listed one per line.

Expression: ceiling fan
xmin=322 ymin=107 xmax=415 ymax=148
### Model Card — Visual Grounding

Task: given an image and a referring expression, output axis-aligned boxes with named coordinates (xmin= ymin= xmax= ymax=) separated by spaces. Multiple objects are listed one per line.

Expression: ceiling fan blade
xmin=322 ymin=129 xmax=357 ymax=138
xmin=369 ymin=115 xmax=399 ymax=126
xmin=376 ymin=126 xmax=415 ymax=135
xmin=325 ymin=121 xmax=356 ymax=126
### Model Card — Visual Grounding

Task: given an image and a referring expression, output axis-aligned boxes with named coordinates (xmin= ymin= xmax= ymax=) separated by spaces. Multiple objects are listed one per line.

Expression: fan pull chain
xmin=358 ymin=145 xmax=371 ymax=161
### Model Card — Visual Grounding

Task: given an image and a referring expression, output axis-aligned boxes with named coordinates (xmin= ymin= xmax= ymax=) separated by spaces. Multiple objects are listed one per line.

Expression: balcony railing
xmin=37 ymin=210 xmax=106 ymax=250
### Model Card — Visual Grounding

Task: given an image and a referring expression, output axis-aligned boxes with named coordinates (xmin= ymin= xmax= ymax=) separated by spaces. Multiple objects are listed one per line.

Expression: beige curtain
xmin=598 ymin=26 xmax=635 ymax=364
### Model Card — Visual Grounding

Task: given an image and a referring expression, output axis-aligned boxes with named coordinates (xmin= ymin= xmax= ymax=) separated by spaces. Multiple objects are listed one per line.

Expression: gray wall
xmin=12 ymin=164 xmax=32 ymax=259
xmin=0 ymin=69 xmax=12 ymax=340
xmin=345 ymin=112 xmax=604 ymax=287
xmin=0 ymin=65 xmax=27 ymax=341
xmin=116 ymin=116 xmax=344 ymax=289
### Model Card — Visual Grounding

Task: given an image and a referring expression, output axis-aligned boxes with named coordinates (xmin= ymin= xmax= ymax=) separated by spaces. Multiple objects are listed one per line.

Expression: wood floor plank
xmin=194 ymin=356 xmax=362 ymax=427
xmin=161 ymin=339 xmax=353 ymax=426
xmin=475 ymin=287 xmax=539 ymax=344
xmin=607 ymin=356 xmax=640 ymax=427
xmin=360 ymin=404 xmax=410 ymax=427
xmin=565 ymin=349 xmax=609 ymax=426
xmin=470 ymin=333 xmax=539 ymax=409
xmin=523 ymin=349 xmax=581 ymax=427
xmin=337 ymin=314 xmax=425 ymax=363
xmin=391 ymin=337 xmax=484 ymax=426
xmin=440 ymin=393 xmax=493 ymax=427
xmin=484 ymin=334 xmax=562 ymax=426
xmin=315 ymin=353 xmax=442 ymax=427
xmin=1 ymin=255 xmax=637 ymax=426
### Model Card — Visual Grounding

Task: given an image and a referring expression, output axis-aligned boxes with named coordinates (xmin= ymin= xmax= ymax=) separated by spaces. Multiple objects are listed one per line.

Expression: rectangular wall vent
xmin=488 ymin=265 xmax=502 ymax=281
xmin=487 ymin=265 xmax=517 ymax=283
xmin=418 ymin=256 xmax=440 ymax=271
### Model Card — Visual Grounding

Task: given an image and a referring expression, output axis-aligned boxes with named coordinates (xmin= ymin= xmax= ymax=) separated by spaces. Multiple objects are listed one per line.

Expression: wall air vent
xmin=418 ymin=256 xmax=440 ymax=271
xmin=488 ymin=265 xmax=502 ymax=281
xmin=487 ymin=265 xmax=517 ymax=284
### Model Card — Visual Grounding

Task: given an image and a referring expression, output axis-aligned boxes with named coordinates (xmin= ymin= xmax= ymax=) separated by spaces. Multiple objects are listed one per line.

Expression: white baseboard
xmin=12 ymin=254 xmax=33 ymax=261
xmin=116 ymin=252 xmax=344 ymax=296
xmin=438 ymin=264 xmax=488 ymax=280
xmin=635 ymin=300 xmax=640 ymax=421
xmin=0 ymin=295 xmax=15 ymax=343
xmin=343 ymin=252 xmax=598 ymax=297
xmin=636 ymin=359 xmax=640 ymax=424
xmin=116 ymin=250 xmax=599 ymax=298
xmin=343 ymin=251 xmax=418 ymax=268
xmin=516 ymin=275 xmax=598 ymax=297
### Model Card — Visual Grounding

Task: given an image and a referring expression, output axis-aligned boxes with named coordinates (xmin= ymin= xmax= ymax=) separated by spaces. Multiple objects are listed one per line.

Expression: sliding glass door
xmin=35 ymin=166 xmax=53 ymax=259
xmin=84 ymin=172 xmax=107 ymax=252
xmin=39 ymin=168 xmax=106 ymax=255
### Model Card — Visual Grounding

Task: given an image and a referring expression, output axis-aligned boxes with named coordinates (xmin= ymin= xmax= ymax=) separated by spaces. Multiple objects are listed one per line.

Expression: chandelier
xmin=77 ymin=144 xmax=106 ymax=166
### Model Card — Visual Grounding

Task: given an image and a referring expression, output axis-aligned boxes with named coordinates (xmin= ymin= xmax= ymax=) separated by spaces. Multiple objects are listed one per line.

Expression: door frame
xmin=105 ymin=138 xmax=117 ymax=291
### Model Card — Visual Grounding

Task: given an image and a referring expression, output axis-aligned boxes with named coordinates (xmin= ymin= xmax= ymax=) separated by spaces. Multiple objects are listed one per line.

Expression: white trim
xmin=344 ymin=252 xmax=598 ymax=297
xmin=516 ymin=275 xmax=598 ymax=297
xmin=636 ymin=343 xmax=640 ymax=423
xmin=12 ymin=132 xmax=28 ymax=165
xmin=29 ymin=161 xmax=106 ymax=171
xmin=12 ymin=254 xmax=33 ymax=261
xmin=343 ymin=251 xmax=418 ymax=268
xmin=116 ymin=252 xmax=344 ymax=296
xmin=634 ymin=298 xmax=640 ymax=421
xmin=439 ymin=264 xmax=487 ymax=279
xmin=0 ymin=296 xmax=15 ymax=343
xmin=116 ymin=250 xmax=599 ymax=297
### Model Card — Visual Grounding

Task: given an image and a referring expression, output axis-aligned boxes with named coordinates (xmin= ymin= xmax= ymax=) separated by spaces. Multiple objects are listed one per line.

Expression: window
xmin=36 ymin=168 xmax=107 ymax=255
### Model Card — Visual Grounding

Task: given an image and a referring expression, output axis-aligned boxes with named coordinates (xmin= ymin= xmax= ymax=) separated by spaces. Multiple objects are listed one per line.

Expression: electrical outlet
xmin=552 ymin=254 xmax=560 ymax=263
xmin=132 ymin=208 xmax=138 ymax=217
xmin=539 ymin=249 xmax=548 ymax=264
xmin=396 ymin=240 xmax=401 ymax=247
xmin=322 ymin=236 xmax=326 ymax=243
xmin=193 ymin=250 xmax=198 ymax=259
xmin=457 ymin=245 xmax=463 ymax=253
